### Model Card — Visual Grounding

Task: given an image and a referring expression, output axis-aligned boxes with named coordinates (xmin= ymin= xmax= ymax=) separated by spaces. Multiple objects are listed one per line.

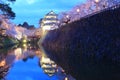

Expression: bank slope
xmin=42 ymin=6 xmax=120 ymax=80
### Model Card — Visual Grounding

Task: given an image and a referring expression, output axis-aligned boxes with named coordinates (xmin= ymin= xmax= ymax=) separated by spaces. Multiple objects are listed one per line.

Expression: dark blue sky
xmin=10 ymin=0 xmax=85 ymax=28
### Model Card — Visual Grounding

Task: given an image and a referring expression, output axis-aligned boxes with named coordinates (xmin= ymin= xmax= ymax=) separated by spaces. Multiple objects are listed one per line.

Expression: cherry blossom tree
xmin=59 ymin=0 xmax=120 ymax=24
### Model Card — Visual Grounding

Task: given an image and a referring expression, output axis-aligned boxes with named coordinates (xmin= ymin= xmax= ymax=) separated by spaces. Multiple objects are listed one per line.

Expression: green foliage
xmin=3 ymin=37 xmax=13 ymax=45
xmin=0 ymin=36 xmax=18 ymax=48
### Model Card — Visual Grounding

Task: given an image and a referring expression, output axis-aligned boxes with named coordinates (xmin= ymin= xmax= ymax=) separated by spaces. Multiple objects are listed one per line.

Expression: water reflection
xmin=40 ymin=54 xmax=57 ymax=76
xmin=0 ymin=44 xmax=72 ymax=80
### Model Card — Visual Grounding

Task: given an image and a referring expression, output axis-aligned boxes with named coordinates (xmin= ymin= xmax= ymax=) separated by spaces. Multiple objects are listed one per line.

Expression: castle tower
xmin=40 ymin=11 xmax=59 ymax=31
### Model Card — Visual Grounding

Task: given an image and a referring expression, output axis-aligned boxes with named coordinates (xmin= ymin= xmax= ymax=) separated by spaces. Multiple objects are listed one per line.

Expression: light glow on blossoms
xmin=76 ymin=8 xmax=80 ymax=13
xmin=95 ymin=0 xmax=99 ymax=3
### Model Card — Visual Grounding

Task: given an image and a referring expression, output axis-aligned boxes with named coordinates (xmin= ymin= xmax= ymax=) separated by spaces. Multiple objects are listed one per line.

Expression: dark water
xmin=0 ymin=44 xmax=75 ymax=80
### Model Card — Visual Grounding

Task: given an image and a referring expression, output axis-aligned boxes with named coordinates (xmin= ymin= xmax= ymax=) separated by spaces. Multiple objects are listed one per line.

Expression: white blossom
xmin=59 ymin=0 xmax=120 ymax=24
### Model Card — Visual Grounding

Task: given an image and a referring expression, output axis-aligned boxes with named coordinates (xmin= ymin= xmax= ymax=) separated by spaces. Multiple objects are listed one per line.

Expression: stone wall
xmin=41 ymin=6 xmax=120 ymax=80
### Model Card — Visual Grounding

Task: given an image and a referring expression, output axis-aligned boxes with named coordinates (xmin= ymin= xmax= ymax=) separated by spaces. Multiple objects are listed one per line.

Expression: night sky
xmin=10 ymin=0 xmax=85 ymax=28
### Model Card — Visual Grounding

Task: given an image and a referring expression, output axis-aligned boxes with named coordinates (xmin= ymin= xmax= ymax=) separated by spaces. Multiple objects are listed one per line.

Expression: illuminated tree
xmin=59 ymin=12 xmax=71 ymax=25
xmin=87 ymin=0 xmax=120 ymax=10
xmin=59 ymin=0 xmax=120 ymax=24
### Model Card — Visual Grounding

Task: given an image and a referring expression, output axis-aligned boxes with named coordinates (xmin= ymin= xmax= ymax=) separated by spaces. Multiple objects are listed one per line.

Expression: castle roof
xmin=46 ymin=11 xmax=58 ymax=16
xmin=43 ymin=22 xmax=57 ymax=26
xmin=43 ymin=18 xmax=58 ymax=21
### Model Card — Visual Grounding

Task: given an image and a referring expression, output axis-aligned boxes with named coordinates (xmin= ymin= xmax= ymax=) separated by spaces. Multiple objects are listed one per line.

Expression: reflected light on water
xmin=0 ymin=44 xmax=73 ymax=80
xmin=41 ymin=57 xmax=51 ymax=63
xmin=40 ymin=50 xmax=57 ymax=76
xmin=0 ymin=59 xmax=6 ymax=67
xmin=64 ymin=77 xmax=68 ymax=80
xmin=40 ymin=30 xmax=49 ymax=43
xmin=22 ymin=44 xmax=27 ymax=52
xmin=14 ymin=48 xmax=22 ymax=56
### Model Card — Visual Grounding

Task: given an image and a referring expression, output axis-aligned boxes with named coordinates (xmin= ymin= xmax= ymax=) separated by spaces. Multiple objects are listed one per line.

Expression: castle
xmin=40 ymin=11 xmax=59 ymax=31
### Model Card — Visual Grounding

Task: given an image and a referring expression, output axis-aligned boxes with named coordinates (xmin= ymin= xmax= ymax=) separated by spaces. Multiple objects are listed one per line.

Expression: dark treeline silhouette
xmin=0 ymin=0 xmax=16 ymax=19
xmin=42 ymin=5 xmax=120 ymax=80
xmin=18 ymin=22 xmax=35 ymax=29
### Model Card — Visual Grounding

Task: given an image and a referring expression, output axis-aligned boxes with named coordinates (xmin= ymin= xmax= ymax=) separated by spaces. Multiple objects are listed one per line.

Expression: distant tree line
xmin=18 ymin=22 xmax=36 ymax=29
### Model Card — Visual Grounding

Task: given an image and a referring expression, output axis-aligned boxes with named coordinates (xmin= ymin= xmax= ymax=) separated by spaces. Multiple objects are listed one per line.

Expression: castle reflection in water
xmin=0 ymin=43 xmax=75 ymax=80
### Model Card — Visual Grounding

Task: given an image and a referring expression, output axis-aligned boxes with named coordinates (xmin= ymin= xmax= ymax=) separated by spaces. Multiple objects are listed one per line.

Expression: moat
xmin=0 ymin=44 xmax=75 ymax=80
xmin=0 ymin=1 xmax=120 ymax=80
